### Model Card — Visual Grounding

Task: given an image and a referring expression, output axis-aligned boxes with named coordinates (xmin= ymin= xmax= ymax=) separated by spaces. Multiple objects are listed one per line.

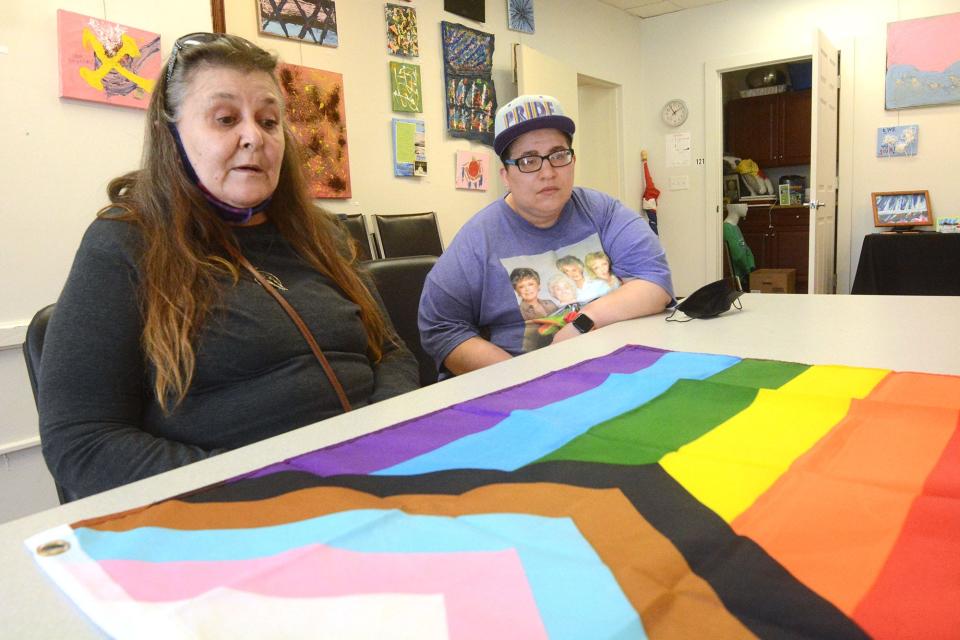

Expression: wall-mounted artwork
xmin=277 ymin=63 xmax=351 ymax=198
xmin=385 ymin=4 xmax=419 ymax=57
xmin=885 ymin=12 xmax=960 ymax=109
xmin=455 ymin=151 xmax=490 ymax=190
xmin=390 ymin=62 xmax=423 ymax=113
xmin=56 ymin=10 xmax=161 ymax=110
xmin=445 ymin=0 xmax=485 ymax=23
xmin=441 ymin=22 xmax=498 ymax=146
xmin=392 ymin=118 xmax=427 ymax=177
xmin=871 ymin=190 xmax=932 ymax=228
xmin=259 ymin=0 xmax=338 ymax=47
xmin=507 ymin=0 xmax=535 ymax=34
xmin=876 ymin=125 xmax=919 ymax=157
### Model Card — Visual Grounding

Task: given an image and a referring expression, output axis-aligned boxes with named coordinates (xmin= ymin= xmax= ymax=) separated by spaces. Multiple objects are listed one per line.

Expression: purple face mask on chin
xmin=168 ymin=124 xmax=273 ymax=224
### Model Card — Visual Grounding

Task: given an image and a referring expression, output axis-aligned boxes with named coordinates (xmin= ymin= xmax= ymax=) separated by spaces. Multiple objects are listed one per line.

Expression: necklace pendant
xmin=257 ymin=270 xmax=288 ymax=291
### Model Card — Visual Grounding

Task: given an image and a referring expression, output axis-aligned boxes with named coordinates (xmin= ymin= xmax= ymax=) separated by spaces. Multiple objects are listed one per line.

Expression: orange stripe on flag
xmin=732 ymin=395 xmax=957 ymax=614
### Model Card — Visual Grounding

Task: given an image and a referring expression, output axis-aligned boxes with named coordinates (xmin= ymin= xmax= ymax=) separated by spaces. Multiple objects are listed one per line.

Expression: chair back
xmin=373 ymin=212 xmax=443 ymax=259
xmin=332 ymin=213 xmax=375 ymax=261
xmin=362 ymin=256 xmax=439 ymax=387
xmin=23 ymin=304 xmax=55 ymax=403
xmin=721 ymin=228 xmax=745 ymax=292
xmin=22 ymin=304 xmax=71 ymax=504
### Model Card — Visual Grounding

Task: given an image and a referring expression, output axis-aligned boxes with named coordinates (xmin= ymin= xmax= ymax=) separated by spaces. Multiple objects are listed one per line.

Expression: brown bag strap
xmin=225 ymin=243 xmax=352 ymax=413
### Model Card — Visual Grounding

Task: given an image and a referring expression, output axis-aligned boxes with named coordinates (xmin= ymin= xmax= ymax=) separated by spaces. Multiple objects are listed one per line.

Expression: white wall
xmin=638 ymin=0 xmax=960 ymax=296
xmin=224 ymin=0 xmax=648 ymax=241
xmin=0 ymin=0 xmax=214 ymax=522
xmin=0 ymin=0 xmax=647 ymax=522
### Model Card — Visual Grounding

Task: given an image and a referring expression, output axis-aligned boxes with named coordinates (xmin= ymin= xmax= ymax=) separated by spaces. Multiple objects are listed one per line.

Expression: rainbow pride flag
xmin=27 ymin=345 xmax=960 ymax=639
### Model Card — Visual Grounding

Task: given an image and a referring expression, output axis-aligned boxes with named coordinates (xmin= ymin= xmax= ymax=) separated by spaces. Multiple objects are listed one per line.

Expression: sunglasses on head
xmin=164 ymin=32 xmax=229 ymax=85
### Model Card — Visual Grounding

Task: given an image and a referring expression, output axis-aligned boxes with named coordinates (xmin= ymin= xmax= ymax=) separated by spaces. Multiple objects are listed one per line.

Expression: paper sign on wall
xmin=665 ymin=132 xmax=691 ymax=167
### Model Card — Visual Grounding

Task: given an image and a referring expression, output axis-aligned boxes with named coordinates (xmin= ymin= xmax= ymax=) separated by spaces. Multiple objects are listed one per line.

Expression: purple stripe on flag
xmin=239 ymin=345 xmax=668 ymax=480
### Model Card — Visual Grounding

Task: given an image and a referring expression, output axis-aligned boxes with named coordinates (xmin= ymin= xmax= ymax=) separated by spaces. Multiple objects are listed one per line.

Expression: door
xmin=514 ymin=44 xmax=623 ymax=199
xmin=779 ymin=90 xmax=812 ymax=166
xmin=515 ymin=44 xmax=580 ymax=129
xmin=807 ymin=30 xmax=839 ymax=294
xmin=725 ymin=95 xmax=778 ymax=167
xmin=514 ymin=44 xmax=581 ymax=184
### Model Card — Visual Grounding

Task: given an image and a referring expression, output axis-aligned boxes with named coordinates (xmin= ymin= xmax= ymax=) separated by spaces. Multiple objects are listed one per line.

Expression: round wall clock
xmin=661 ymin=99 xmax=689 ymax=127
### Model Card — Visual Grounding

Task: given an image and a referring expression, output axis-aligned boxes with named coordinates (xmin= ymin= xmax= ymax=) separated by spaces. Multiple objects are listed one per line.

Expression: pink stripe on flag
xmin=71 ymin=544 xmax=547 ymax=640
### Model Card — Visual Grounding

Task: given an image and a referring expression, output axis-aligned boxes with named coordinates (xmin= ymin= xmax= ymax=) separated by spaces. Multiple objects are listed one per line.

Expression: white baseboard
xmin=0 ymin=323 xmax=28 ymax=350
xmin=0 ymin=435 xmax=41 ymax=456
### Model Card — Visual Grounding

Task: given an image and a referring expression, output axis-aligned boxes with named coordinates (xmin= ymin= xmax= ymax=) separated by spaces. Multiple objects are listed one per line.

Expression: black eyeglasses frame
xmin=503 ymin=148 xmax=575 ymax=174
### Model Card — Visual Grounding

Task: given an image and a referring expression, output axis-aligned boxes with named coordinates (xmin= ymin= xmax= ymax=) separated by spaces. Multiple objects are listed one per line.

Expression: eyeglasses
xmin=503 ymin=148 xmax=575 ymax=173
xmin=164 ymin=32 xmax=226 ymax=85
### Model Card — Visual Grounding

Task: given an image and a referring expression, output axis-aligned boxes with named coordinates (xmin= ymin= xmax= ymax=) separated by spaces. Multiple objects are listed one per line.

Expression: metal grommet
xmin=36 ymin=539 xmax=70 ymax=557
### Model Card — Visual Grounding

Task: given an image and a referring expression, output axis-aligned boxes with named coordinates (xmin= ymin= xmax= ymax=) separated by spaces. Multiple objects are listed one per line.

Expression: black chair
xmin=332 ymin=213 xmax=375 ymax=261
xmin=372 ymin=212 xmax=443 ymax=259
xmin=22 ymin=304 xmax=71 ymax=504
xmin=23 ymin=304 xmax=55 ymax=404
xmin=362 ymin=256 xmax=439 ymax=387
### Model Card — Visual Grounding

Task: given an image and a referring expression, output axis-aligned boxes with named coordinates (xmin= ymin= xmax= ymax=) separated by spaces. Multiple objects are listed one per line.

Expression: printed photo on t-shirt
xmin=500 ymin=234 xmax=621 ymax=352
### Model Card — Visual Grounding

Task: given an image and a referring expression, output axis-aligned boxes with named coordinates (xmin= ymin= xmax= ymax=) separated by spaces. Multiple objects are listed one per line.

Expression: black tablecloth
xmin=852 ymin=233 xmax=960 ymax=295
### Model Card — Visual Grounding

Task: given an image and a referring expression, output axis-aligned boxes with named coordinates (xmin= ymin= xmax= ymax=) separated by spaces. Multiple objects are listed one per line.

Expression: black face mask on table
xmin=665 ymin=279 xmax=743 ymax=322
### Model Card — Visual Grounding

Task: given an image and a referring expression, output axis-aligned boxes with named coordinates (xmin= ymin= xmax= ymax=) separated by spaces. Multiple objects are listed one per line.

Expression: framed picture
xmin=885 ymin=12 xmax=960 ymax=109
xmin=871 ymin=190 xmax=933 ymax=228
xmin=722 ymin=174 xmax=740 ymax=203
xmin=876 ymin=125 xmax=918 ymax=157
xmin=507 ymin=0 xmax=535 ymax=33
xmin=57 ymin=10 xmax=161 ymax=110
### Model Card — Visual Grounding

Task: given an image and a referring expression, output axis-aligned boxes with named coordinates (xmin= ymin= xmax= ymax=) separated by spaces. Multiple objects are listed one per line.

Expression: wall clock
xmin=661 ymin=98 xmax=689 ymax=127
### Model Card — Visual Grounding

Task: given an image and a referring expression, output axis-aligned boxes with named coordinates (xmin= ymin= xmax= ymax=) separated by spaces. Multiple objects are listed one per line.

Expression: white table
xmin=2 ymin=293 xmax=959 ymax=637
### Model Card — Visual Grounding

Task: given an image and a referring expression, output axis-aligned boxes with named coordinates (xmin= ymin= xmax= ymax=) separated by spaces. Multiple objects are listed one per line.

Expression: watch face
xmin=572 ymin=313 xmax=594 ymax=334
xmin=662 ymin=99 xmax=688 ymax=127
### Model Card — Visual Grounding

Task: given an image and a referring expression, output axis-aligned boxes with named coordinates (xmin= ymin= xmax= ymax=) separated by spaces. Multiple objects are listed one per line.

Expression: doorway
xmin=721 ymin=61 xmax=813 ymax=294
xmin=577 ymin=76 xmax=623 ymax=200
xmin=704 ymin=33 xmax=846 ymax=295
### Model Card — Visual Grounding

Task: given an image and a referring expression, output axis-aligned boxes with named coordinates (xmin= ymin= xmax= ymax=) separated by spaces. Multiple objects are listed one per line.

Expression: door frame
xmin=703 ymin=39 xmax=855 ymax=292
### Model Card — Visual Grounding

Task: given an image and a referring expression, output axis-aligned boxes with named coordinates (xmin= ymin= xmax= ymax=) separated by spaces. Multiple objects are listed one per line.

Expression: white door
xmin=807 ymin=30 xmax=840 ymax=294
xmin=514 ymin=44 xmax=581 ymax=184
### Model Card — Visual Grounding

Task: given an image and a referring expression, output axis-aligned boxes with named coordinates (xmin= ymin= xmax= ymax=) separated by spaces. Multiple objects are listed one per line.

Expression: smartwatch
xmin=571 ymin=313 xmax=595 ymax=334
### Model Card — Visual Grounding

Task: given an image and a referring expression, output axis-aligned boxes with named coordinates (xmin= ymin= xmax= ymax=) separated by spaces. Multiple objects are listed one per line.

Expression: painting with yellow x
xmin=57 ymin=10 xmax=161 ymax=110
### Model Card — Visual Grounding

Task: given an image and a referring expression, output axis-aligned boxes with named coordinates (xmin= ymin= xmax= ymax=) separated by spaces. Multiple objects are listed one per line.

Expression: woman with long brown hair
xmin=38 ymin=34 xmax=418 ymax=500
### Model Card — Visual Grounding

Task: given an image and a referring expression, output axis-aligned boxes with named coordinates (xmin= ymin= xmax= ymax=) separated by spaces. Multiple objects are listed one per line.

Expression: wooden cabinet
xmin=738 ymin=205 xmax=809 ymax=293
xmin=724 ymin=90 xmax=811 ymax=168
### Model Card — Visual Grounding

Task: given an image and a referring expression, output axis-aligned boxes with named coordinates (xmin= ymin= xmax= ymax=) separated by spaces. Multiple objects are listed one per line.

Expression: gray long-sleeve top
xmin=38 ymin=217 xmax=419 ymax=499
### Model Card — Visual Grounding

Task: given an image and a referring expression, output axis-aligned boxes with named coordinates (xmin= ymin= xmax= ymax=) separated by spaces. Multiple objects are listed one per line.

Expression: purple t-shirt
xmin=418 ymin=188 xmax=673 ymax=371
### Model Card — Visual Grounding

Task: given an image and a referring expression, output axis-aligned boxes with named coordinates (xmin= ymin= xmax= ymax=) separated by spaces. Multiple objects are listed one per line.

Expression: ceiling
xmin=596 ymin=0 xmax=732 ymax=19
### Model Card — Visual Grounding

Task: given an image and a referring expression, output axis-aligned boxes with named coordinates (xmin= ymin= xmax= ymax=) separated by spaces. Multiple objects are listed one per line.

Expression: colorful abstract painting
xmin=392 ymin=118 xmax=426 ymax=177
xmin=390 ymin=62 xmax=423 ymax=113
xmin=885 ymin=11 xmax=960 ymax=109
xmin=56 ymin=10 xmax=161 ymax=110
xmin=444 ymin=0 xmax=485 ymax=23
xmin=385 ymin=3 xmax=419 ymax=57
xmin=876 ymin=125 xmax=919 ymax=157
xmin=277 ymin=63 xmax=351 ymax=198
xmin=259 ymin=0 xmax=338 ymax=47
xmin=26 ymin=344 xmax=960 ymax=639
xmin=507 ymin=0 xmax=535 ymax=34
xmin=441 ymin=22 xmax=498 ymax=146
xmin=455 ymin=150 xmax=490 ymax=190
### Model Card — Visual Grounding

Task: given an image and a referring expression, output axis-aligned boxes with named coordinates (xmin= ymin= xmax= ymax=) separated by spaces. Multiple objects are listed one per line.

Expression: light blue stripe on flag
xmin=377 ymin=351 xmax=740 ymax=475
xmin=76 ymin=511 xmax=644 ymax=640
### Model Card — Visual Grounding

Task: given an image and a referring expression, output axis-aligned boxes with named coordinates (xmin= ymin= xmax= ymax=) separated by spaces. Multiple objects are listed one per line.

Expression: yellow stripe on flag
xmin=778 ymin=364 xmax=890 ymax=399
xmin=661 ymin=386 xmax=852 ymax=522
